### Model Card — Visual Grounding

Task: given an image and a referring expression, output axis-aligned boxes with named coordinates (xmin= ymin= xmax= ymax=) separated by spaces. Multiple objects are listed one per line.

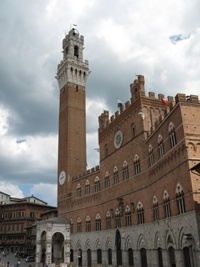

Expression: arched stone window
xmin=86 ymin=215 xmax=91 ymax=232
xmin=123 ymin=161 xmax=129 ymax=180
xmin=158 ymin=134 xmax=165 ymax=158
xmin=85 ymin=180 xmax=90 ymax=195
xmin=95 ymin=213 xmax=101 ymax=231
xmin=169 ymin=122 xmax=177 ymax=148
xmin=134 ymin=154 xmax=141 ymax=175
xmin=153 ymin=196 xmax=159 ymax=221
xmin=149 ymin=144 xmax=154 ymax=166
xmin=105 ymin=171 xmax=110 ymax=188
xmin=113 ymin=166 xmax=119 ymax=184
xmin=76 ymin=183 xmax=81 ymax=198
xmin=163 ymin=190 xmax=171 ymax=218
xmin=94 ymin=176 xmax=100 ymax=192
xmin=137 ymin=201 xmax=144 ymax=224
xmin=176 ymin=183 xmax=185 ymax=214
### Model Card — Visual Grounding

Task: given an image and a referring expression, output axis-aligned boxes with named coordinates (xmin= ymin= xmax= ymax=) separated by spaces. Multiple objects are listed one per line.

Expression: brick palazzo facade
xmin=0 ymin=192 xmax=56 ymax=255
xmin=56 ymin=28 xmax=200 ymax=267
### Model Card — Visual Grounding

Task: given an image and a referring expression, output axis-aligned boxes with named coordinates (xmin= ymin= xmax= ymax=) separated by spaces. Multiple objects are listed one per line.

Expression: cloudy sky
xmin=0 ymin=0 xmax=199 ymax=206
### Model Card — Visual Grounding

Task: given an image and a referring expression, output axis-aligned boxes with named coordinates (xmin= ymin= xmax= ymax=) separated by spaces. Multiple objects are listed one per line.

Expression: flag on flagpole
xmin=117 ymin=99 xmax=123 ymax=108
xmin=161 ymin=97 xmax=169 ymax=106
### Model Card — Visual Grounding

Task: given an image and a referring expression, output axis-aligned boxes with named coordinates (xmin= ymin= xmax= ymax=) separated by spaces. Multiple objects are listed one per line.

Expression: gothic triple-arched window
xmin=158 ymin=134 xmax=165 ymax=158
xmin=77 ymin=217 xmax=82 ymax=233
xmin=149 ymin=144 xmax=154 ymax=166
xmin=76 ymin=183 xmax=81 ymax=198
xmin=163 ymin=190 xmax=171 ymax=218
xmin=105 ymin=171 xmax=110 ymax=188
xmin=113 ymin=166 xmax=119 ymax=184
xmin=123 ymin=161 xmax=129 ymax=180
xmin=85 ymin=180 xmax=90 ymax=195
xmin=134 ymin=154 xmax=141 ymax=174
xmin=137 ymin=201 xmax=144 ymax=224
xmin=95 ymin=214 xmax=101 ymax=231
xmin=106 ymin=210 xmax=112 ymax=229
xmin=94 ymin=176 xmax=100 ymax=192
xmin=125 ymin=205 xmax=132 ymax=226
xmin=153 ymin=196 xmax=159 ymax=221
xmin=86 ymin=215 xmax=91 ymax=232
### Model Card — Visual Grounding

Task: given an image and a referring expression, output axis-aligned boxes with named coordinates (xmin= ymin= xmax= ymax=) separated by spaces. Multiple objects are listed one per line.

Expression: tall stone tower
xmin=56 ymin=28 xmax=89 ymax=213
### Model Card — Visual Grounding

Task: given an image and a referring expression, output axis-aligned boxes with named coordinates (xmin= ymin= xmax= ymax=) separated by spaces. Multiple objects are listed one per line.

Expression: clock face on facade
xmin=59 ymin=171 xmax=66 ymax=185
xmin=114 ymin=130 xmax=123 ymax=149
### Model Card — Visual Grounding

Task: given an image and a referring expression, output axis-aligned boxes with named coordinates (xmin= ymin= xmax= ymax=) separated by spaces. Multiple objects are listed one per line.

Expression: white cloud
xmin=0 ymin=182 xmax=24 ymax=198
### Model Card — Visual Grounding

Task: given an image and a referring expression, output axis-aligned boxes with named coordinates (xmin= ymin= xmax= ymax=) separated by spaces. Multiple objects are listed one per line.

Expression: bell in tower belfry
xmin=56 ymin=28 xmax=89 ymax=207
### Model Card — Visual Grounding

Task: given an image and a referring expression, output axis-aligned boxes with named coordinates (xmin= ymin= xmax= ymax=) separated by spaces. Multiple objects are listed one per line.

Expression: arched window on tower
xmin=74 ymin=45 xmax=79 ymax=57
xmin=176 ymin=183 xmax=185 ymax=214
xmin=169 ymin=122 xmax=177 ymax=148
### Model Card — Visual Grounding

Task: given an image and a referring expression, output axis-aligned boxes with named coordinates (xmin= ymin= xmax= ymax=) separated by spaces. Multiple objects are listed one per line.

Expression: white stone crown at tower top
xmin=56 ymin=28 xmax=89 ymax=89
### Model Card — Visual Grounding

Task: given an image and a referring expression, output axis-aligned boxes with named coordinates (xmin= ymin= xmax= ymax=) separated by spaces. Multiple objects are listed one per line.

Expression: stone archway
xmin=36 ymin=218 xmax=70 ymax=267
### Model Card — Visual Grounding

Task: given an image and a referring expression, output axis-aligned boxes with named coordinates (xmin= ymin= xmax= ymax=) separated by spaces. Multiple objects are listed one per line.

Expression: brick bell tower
xmin=56 ymin=28 xmax=89 ymax=213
